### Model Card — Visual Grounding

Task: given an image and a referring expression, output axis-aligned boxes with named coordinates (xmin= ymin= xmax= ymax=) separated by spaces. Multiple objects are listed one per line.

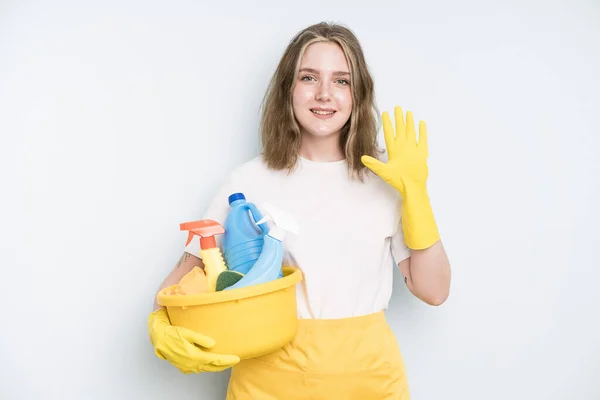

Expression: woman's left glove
xmin=361 ymin=106 xmax=440 ymax=250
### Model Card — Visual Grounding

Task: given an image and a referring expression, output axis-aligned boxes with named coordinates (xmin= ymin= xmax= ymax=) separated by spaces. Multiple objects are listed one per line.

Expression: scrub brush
xmin=216 ymin=270 xmax=244 ymax=291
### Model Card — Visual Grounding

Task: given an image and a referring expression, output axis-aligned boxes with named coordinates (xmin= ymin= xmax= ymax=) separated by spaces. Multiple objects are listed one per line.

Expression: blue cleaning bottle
xmin=222 ymin=193 xmax=270 ymax=275
xmin=225 ymin=202 xmax=299 ymax=290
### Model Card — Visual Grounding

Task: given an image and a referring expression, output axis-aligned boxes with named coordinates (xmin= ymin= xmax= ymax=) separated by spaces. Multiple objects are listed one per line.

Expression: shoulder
xmin=227 ymin=154 xmax=280 ymax=184
xmin=232 ymin=154 xmax=269 ymax=173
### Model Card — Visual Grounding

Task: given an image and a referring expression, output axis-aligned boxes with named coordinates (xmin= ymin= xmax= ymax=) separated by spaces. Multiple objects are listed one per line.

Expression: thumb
xmin=361 ymin=155 xmax=385 ymax=172
xmin=361 ymin=155 xmax=392 ymax=180
xmin=179 ymin=328 xmax=216 ymax=349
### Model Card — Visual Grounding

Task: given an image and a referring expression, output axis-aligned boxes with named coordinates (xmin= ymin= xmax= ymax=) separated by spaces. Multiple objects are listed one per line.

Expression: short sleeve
xmin=390 ymin=200 xmax=411 ymax=264
xmin=184 ymin=173 xmax=236 ymax=258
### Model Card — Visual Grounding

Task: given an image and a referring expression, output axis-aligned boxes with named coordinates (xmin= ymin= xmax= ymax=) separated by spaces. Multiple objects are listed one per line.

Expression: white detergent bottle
xmin=225 ymin=203 xmax=299 ymax=290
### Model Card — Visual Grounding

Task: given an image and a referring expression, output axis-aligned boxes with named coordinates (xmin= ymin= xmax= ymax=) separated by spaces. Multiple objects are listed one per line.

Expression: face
xmin=292 ymin=41 xmax=353 ymax=140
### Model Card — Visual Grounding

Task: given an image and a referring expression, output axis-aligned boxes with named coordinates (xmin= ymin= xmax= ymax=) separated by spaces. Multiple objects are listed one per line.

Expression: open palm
xmin=361 ymin=106 xmax=429 ymax=196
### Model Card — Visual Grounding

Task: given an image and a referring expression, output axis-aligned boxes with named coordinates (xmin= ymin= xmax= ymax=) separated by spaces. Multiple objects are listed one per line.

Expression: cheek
xmin=291 ymin=87 xmax=302 ymax=114
xmin=293 ymin=85 xmax=315 ymax=105
xmin=335 ymin=90 xmax=352 ymax=112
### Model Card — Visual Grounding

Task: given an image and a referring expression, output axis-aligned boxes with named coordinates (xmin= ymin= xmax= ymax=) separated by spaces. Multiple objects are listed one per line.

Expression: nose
xmin=315 ymin=81 xmax=331 ymax=101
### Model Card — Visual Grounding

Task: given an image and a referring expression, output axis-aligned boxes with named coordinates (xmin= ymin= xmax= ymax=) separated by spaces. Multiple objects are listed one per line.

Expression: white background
xmin=1 ymin=0 xmax=599 ymax=399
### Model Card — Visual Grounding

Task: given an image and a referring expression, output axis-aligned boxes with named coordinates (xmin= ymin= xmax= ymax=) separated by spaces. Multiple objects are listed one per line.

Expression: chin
xmin=300 ymin=112 xmax=349 ymax=138
xmin=302 ymin=125 xmax=342 ymax=138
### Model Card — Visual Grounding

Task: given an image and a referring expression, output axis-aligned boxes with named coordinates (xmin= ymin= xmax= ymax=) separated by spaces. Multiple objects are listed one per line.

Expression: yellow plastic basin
xmin=157 ymin=266 xmax=303 ymax=360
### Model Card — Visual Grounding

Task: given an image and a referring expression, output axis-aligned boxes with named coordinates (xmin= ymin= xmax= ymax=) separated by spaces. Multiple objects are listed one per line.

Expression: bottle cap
xmin=228 ymin=192 xmax=245 ymax=205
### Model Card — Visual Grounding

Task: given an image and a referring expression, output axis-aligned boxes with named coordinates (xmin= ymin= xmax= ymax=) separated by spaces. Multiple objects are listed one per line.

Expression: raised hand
xmin=361 ymin=106 xmax=429 ymax=196
xmin=361 ymin=106 xmax=439 ymax=250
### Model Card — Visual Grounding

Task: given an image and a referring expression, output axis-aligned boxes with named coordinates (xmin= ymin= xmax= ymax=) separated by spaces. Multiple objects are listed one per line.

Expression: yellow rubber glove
xmin=361 ymin=106 xmax=440 ymax=250
xmin=148 ymin=308 xmax=240 ymax=373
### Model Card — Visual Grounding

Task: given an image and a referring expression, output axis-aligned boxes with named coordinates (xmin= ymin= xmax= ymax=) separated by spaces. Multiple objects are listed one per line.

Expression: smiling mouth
xmin=311 ymin=109 xmax=336 ymax=115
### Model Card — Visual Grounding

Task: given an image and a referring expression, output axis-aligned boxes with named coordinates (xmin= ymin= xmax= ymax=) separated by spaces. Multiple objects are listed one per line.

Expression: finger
xmin=200 ymin=364 xmax=233 ymax=373
xmin=418 ymin=120 xmax=428 ymax=157
xmin=204 ymin=352 xmax=241 ymax=368
xmin=154 ymin=349 xmax=167 ymax=360
xmin=199 ymin=361 xmax=238 ymax=373
xmin=361 ymin=155 xmax=386 ymax=173
xmin=394 ymin=106 xmax=406 ymax=145
xmin=381 ymin=111 xmax=396 ymax=158
xmin=180 ymin=329 xmax=216 ymax=349
xmin=181 ymin=341 xmax=240 ymax=368
xmin=406 ymin=111 xmax=416 ymax=145
xmin=179 ymin=364 xmax=230 ymax=374
xmin=361 ymin=156 xmax=393 ymax=182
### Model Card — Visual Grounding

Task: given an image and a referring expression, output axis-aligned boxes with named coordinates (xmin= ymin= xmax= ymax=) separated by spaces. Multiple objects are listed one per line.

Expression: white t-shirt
xmin=184 ymin=155 xmax=411 ymax=319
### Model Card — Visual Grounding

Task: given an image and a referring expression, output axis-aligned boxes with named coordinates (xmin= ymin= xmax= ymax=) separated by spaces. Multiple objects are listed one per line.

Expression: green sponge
xmin=216 ymin=270 xmax=244 ymax=291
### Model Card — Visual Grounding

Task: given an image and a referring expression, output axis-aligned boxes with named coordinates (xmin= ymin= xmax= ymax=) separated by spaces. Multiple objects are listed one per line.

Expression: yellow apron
xmin=226 ymin=311 xmax=410 ymax=399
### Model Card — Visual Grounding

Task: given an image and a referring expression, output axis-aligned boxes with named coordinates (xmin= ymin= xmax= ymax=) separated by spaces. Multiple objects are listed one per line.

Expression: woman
xmin=148 ymin=22 xmax=451 ymax=399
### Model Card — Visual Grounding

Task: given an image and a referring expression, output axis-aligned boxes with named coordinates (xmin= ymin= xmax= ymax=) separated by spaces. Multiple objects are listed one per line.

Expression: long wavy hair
xmin=260 ymin=22 xmax=380 ymax=181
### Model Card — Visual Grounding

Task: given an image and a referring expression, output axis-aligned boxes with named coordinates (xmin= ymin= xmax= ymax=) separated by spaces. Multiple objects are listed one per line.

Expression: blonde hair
xmin=260 ymin=22 xmax=380 ymax=181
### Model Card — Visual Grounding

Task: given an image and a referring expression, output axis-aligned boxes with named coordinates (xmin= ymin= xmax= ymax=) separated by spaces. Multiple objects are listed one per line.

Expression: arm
xmin=399 ymin=240 xmax=451 ymax=306
xmin=153 ymin=252 xmax=204 ymax=311
xmin=360 ymin=106 xmax=451 ymax=305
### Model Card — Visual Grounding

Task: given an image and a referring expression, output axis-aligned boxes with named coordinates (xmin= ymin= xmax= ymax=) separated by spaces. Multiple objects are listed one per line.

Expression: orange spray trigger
xmin=179 ymin=219 xmax=225 ymax=249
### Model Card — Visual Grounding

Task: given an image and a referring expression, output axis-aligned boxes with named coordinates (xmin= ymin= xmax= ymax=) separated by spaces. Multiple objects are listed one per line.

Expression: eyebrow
xmin=299 ymin=67 xmax=350 ymax=77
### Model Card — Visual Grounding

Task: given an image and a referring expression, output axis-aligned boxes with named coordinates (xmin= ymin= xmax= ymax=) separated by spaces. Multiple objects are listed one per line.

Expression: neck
xmin=299 ymin=132 xmax=345 ymax=162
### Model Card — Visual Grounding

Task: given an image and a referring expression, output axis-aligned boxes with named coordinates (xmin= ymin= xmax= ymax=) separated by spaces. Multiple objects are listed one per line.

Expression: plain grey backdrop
xmin=1 ymin=0 xmax=599 ymax=399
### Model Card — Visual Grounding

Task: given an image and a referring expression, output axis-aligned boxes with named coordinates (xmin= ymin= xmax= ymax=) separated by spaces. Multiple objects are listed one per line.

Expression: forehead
xmin=300 ymin=41 xmax=349 ymax=72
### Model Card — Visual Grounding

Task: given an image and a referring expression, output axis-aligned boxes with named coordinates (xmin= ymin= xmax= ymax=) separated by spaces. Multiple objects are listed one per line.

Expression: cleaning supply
xmin=179 ymin=267 xmax=208 ymax=294
xmin=226 ymin=203 xmax=299 ymax=291
xmin=361 ymin=106 xmax=440 ymax=249
xmin=157 ymin=266 xmax=303 ymax=360
xmin=147 ymin=308 xmax=240 ymax=373
xmin=216 ymin=270 xmax=245 ymax=291
xmin=180 ymin=219 xmax=228 ymax=292
xmin=163 ymin=266 xmax=209 ymax=295
xmin=222 ymin=193 xmax=270 ymax=275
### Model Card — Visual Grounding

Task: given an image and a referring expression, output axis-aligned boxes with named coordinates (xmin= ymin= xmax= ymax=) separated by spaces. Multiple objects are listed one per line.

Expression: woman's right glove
xmin=148 ymin=308 xmax=240 ymax=373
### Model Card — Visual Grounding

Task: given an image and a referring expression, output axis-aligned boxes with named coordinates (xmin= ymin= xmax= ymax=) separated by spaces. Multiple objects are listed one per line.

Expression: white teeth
xmin=311 ymin=110 xmax=335 ymax=115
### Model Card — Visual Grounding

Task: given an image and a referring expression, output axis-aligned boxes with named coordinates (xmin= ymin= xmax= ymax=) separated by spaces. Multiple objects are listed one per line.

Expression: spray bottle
xmin=180 ymin=219 xmax=228 ymax=292
xmin=225 ymin=203 xmax=299 ymax=290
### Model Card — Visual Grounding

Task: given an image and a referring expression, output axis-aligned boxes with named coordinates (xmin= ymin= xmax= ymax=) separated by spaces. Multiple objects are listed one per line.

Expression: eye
xmin=336 ymin=79 xmax=350 ymax=85
xmin=300 ymin=75 xmax=316 ymax=82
